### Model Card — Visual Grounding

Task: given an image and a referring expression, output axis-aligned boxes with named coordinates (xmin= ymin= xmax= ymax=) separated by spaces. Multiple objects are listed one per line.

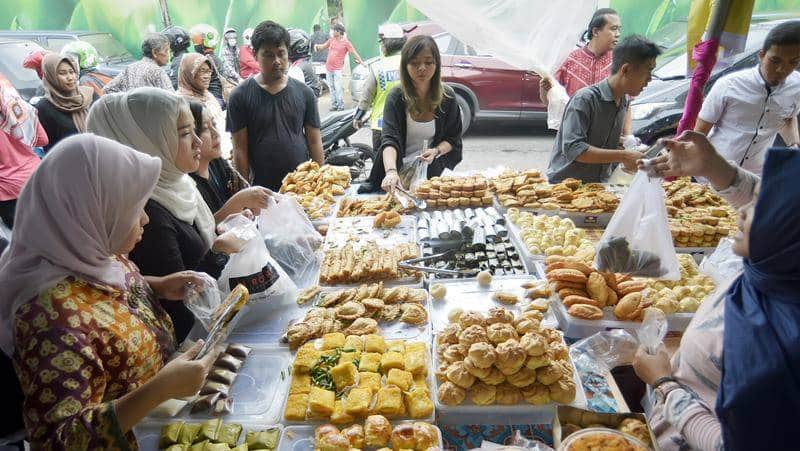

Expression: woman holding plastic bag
xmin=87 ymin=88 xmax=247 ymax=341
xmin=360 ymin=35 xmax=462 ymax=194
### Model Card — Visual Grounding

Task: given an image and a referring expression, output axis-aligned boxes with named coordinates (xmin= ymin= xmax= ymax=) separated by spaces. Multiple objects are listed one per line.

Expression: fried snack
xmin=458 ymin=325 xmax=488 ymax=348
xmin=486 ymin=307 xmax=515 ymax=325
xmin=644 ymin=254 xmax=715 ymax=314
xmin=614 ymin=292 xmax=649 ymax=321
xmin=493 ymin=171 xmax=618 ymax=213
xmin=280 ymin=161 xmax=350 ymax=219
xmin=463 ymin=357 xmax=492 ymax=379
xmin=459 ymin=311 xmax=486 ymax=328
xmin=506 ymin=367 xmax=538 ymax=388
xmin=438 ymin=381 xmax=467 ymax=405
xmin=586 ymin=272 xmax=609 ymax=306
xmin=549 ymin=377 xmax=577 ymax=404
xmin=547 ymin=269 xmax=588 ymax=284
xmin=568 ymin=304 xmax=604 ymax=320
xmin=477 ymin=270 xmax=493 ymax=286
xmin=559 ymin=288 xmax=591 ymax=299
xmin=430 ymin=283 xmax=447 ymax=301
xmin=468 ymin=342 xmax=497 ymax=369
xmin=520 ymin=333 xmax=546 ymax=357
xmin=664 ymin=178 xmax=737 ymax=248
xmin=415 ymin=175 xmax=493 ymax=208
xmin=337 ymin=194 xmax=408 ymax=217
xmin=507 ymin=210 xmax=595 ymax=261
xmin=616 ymin=280 xmax=647 ymax=296
xmin=374 ymin=211 xmax=402 ymax=229
xmin=468 ymin=382 xmax=497 ymax=405
xmin=319 ymin=241 xmax=419 ymax=285
xmin=296 ymin=286 xmax=321 ymax=305
xmin=563 ymin=295 xmax=604 ymax=309
xmin=493 ymin=291 xmax=520 ymax=305
xmin=364 ymin=415 xmax=392 ymax=447
xmin=496 ymin=383 xmax=523 ymax=405
xmin=487 ymin=323 xmax=519 ymax=345
xmin=446 ymin=362 xmax=477 ymax=389
xmin=399 ymin=303 xmax=428 ymax=325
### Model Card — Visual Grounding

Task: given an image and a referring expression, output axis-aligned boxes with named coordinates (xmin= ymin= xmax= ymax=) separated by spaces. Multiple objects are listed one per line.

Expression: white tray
xmin=145 ymin=346 xmax=292 ymax=424
xmin=432 ymin=332 xmax=587 ymax=425
xmin=428 ymin=276 xmax=556 ymax=333
xmin=223 ymin=291 xmax=306 ymax=345
xmin=278 ymin=422 xmax=443 ymax=451
xmin=135 ymin=420 xmax=282 ymax=451
xmin=324 ymin=215 xmax=417 ymax=251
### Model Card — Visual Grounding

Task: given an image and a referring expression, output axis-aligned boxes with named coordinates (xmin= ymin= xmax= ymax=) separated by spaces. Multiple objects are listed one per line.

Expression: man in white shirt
xmin=696 ymin=20 xmax=800 ymax=175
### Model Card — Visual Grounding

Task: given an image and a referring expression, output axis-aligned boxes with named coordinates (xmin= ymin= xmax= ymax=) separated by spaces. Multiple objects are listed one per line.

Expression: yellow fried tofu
xmin=338 ymin=350 xmax=361 ymax=366
xmin=331 ymin=361 xmax=358 ymax=391
xmin=330 ymin=400 xmax=355 ymax=424
xmin=358 ymin=371 xmax=382 ymax=394
xmin=289 ymin=373 xmax=311 ymax=395
xmin=375 ymin=386 xmax=403 ymax=416
xmin=308 ymin=386 xmax=335 ymax=417
xmin=386 ymin=368 xmax=413 ymax=391
xmin=293 ymin=343 xmax=320 ymax=373
xmin=380 ymin=352 xmax=404 ymax=372
xmin=284 ymin=393 xmax=308 ymax=421
xmin=364 ymin=334 xmax=386 ymax=353
xmin=405 ymin=342 xmax=427 ymax=354
xmin=404 ymin=350 xmax=428 ymax=376
xmin=413 ymin=374 xmax=429 ymax=391
xmin=344 ymin=388 xmax=372 ymax=416
xmin=359 ymin=353 xmax=382 ymax=373
xmin=405 ymin=388 xmax=434 ymax=419
xmin=386 ymin=340 xmax=405 ymax=353
xmin=322 ymin=332 xmax=346 ymax=350
xmin=344 ymin=335 xmax=364 ymax=351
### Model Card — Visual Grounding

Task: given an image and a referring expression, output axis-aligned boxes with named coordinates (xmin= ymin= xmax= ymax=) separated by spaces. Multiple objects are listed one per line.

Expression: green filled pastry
xmin=245 ymin=429 xmax=279 ymax=450
xmin=204 ymin=443 xmax=231 ymax=451
xmin=198 ymin=419 xmax=223 ymax=442
xmin=160 ymin=422 xmax=184 ymax=448
xmin=189 ymin=440 xmax=209 ymax=451
xmin=179 ymin=423 xmax=202 ymax=445
xmin=217 ymin=423 xmax=243 ymax=447
xmin=164 ymin=444 xmax=189 ymax=451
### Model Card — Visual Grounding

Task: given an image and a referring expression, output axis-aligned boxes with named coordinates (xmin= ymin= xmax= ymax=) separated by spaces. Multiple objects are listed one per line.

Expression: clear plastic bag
xmin=635 ymin=308 xmax=668 ymax=355
xmin=569 ymin=329 xmax=639 ymax=375
xmin=474 ymin=431 xmax=554 ymax=450
xmin=184 ymin=272 xmax=224 ymax=331
xmin=257 ymin=194 xmax=323 ymax=289
xmin=399 ymin=158 xmax=429 ymax=192
xmin=595 ymin=171 xmax=681 ymax=280
xmin=699 ymin=238 xmax=743 ymax=286
xmin=547 ymin=82 xmax=569 ymax=131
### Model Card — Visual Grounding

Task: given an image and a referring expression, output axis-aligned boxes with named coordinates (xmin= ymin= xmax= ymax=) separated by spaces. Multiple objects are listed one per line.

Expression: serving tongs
xmin=393 ymin=185 xmax=427 ymax=210
xmin=399 ymin=249 xmax=480 ymax=276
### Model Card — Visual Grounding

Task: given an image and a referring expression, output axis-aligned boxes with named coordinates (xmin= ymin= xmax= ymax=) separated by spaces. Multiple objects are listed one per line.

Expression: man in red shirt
xmin=239 ymin=27 xmax=260 ymax=79
xmin=315 ymin=24 xmax=363 ymax=111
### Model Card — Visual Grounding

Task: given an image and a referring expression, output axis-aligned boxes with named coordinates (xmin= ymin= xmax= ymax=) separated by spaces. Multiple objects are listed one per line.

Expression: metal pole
xmin=705 ymin=0 xmax=732 ymax=40
xmin=159 ymin=0 xmax=171 ymax=29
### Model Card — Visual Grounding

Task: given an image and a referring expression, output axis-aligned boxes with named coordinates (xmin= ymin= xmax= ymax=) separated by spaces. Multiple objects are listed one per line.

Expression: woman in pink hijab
xmin=0 ymin=134 xmax=218 ymax=449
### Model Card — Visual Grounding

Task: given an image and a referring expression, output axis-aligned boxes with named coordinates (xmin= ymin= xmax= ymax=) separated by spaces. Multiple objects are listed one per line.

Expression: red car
xmin=351 ymin=21 xmax=547 ymax=133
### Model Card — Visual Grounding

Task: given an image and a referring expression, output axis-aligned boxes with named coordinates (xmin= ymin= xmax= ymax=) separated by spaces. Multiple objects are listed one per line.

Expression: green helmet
xmin=190 ymin=24 xmax=220 ymax=50
xmin=61 ymin=40 xmax=100 ymax=70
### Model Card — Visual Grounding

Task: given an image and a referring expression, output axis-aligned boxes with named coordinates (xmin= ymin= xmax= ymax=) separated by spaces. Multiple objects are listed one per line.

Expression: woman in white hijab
xmin=0 ymin=134 xmax=218 ymax=449
xmin=87 ymin=87 xmax=243 ymax=340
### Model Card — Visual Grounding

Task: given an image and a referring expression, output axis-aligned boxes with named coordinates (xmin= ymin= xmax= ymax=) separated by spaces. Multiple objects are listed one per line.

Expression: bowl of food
xmin=559 ymin=427 xmax=648 ymax=451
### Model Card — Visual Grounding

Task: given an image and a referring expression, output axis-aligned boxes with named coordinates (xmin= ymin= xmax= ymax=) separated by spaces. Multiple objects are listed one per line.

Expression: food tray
xmin=432 ymin=333 xmax=587 ymax=425
xmin=224 ymin=291 xmax=305 ymax=345
xmin=324 ymin=216 xmax=417 ymax=250
xmin=429 ymin=276 xmax=556 ymax=333
xmin=281 ymin=340 xmax=436 ymax=425
xmin=277 ymin=423 xmax=444 ymax=451
xmin=135 ymin=420 xmax=282 ymax=451
xmin=145 ymin=346 xmax=292 ymax=424
xmin=505 ymin=217 xmax=542 ymax=270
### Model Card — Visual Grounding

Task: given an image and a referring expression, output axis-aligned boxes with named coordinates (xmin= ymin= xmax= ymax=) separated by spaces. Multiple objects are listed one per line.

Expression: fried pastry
xmin=468 ymin=382 xmax=497 ymax=405
xmin=467 ymin=342 xmax=497 ymax=368
xmin=487 ymin=323 xmax=519 ymax=344
xmin=437 ymin=381 xmax=467 ymax=405
xmin=446 ymin=361 xmax=476 ymax=389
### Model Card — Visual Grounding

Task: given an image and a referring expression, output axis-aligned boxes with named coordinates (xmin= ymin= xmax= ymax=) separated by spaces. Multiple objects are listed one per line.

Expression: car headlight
xmin=630 ymin=102 xmax=673 ymax=121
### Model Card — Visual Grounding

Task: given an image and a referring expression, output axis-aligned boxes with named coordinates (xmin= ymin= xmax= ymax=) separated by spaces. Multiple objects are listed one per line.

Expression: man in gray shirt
xmin=547 ymin=35 xmax=661 ymax=183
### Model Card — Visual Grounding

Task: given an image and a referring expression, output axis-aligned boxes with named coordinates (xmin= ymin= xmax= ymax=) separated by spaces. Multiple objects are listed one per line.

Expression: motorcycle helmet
xmin=190 ymin=24 xmax=220 ymax=50
xmin=162 ymin=25 xmax=191 ymax=54
xmin=60 ymin=40 xmax=100 ymax=71
xmin=242 ymin=28 xmax=254 ymax=47
xmin=287 ymin=28 xmax=311 ymax=61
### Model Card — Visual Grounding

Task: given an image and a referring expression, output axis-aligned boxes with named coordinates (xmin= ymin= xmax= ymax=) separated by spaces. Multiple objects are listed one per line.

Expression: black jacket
xmin=365 ymin=85 xmax=463 ymax=190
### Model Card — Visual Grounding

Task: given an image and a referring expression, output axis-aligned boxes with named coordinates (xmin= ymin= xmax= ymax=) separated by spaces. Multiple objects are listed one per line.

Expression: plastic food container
xmin=278 ymin=422 xmax=443 ymax=451
xmin=135 ymin=421 xmax=283 ymax=451
xmin=558 ymin=427 xmax=648 ymax=451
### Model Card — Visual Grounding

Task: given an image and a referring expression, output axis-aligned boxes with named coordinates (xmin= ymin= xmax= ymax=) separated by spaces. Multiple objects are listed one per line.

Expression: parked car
xmin=631 ymin=18 xmax=800 ymax=144
xmin=0 ymin=30 xmax=135 ymax=77
xmin=350 ymin=22 xmax=547 ymax=134
xmin=0 ymin=38 xmax=45 ymax=101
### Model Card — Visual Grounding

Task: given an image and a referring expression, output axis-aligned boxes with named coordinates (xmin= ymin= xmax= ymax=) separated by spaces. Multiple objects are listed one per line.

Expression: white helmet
xmin=243 ymin=28 xmax=254 ymax=47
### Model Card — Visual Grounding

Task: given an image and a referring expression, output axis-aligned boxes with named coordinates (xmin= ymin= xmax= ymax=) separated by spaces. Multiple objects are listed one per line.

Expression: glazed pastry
xmin=446 ymin=361 xmax=476 ymax=389
xmin=467 ymin=342 xmax=497 ymax=368
xmin=390 ymin=424 xmax=416 ymax=450
xmin=468 ymin=382 xmax=497 ymax=405
xmin=364 ymin=415 xmax=392 ymax=447
xmin=496 ymin=383 xmax=522 ymax=405
xmin=458 ymin=325 xmax=488 ymax=348
xmin=487 ymin=323 xmax=519 ymax=344
xmin=438 ymin=381 xmax=467 ymax=405
xmin=463 ymin=357 xmax=492 ymax=379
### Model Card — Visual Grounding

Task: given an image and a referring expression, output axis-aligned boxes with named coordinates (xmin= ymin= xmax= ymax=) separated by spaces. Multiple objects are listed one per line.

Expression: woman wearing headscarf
xmin=87 ymin=87 xmax=244 ymax=341
xmin=0 ymin=134 xmax=218 ymax=449
xmin=178 ymin=53 xmax=233 ymax=158
xmin=34 ymin=53 xmax=97 ymax=153
xmin=187 ymin=100 xmax=270 ymax=219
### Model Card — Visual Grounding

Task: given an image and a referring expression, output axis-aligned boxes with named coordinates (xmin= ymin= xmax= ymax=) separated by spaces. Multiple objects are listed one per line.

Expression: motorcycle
xmin=321 ymin=108 xmax=375 ymax=182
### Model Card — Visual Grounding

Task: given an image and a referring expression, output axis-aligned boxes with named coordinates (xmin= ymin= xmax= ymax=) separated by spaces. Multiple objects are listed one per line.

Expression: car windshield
xmin=653 ymin=26 xmax=771 ymax=79
xmin=0 ymin=41 xmax=43 ymax=86
xmin=81 ymin=33 xmax=133 ymax=61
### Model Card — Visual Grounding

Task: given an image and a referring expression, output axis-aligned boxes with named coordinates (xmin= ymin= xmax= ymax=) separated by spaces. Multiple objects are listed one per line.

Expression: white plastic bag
xmin=258 ymin=194 xmax=323 ymax=289
xmin=594 ymin=171 xmax=681 ymax=280
xmin=184 ymin=272 xmax=224 ymax=331
xmin=216 ymin=218 xmax=298 ymax=329
xmin=399 ymin=158 xmax=429 ymax=192
xmin=546 ymin=82 xmax=569 ymax=130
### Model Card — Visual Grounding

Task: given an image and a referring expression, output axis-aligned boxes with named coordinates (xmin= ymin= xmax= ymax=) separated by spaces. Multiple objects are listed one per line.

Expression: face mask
xmin=227 ymin=38 xmax=237 ymax=47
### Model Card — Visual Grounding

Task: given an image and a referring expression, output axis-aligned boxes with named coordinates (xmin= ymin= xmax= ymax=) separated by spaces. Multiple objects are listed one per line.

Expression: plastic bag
xmin=258 ymin=194 xmax=323 ymax=288
xmin=216 ymin=218 xmax=298 ymax=329
xmin=635 ymin=308 xmax=668 ymax=354
xmin=184 ymin=272 xmax=224 ymax=331
xmin=569 ymin=329 xmax=639 ymax=374
xmin=546 ymin=82 xmax=569 ymax=130
xmin=399 ymin=158 xmax=429 ymax=192
xmin=594 ymin=171 xmax=681 ymax=280
xmin=699 ymin=238 xmax=743 ymax=286
xmin=473 ymin=431 xmax=554 ymax=450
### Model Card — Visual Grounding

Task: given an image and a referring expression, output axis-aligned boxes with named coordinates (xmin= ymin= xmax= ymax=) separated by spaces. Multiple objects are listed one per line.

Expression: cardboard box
xmin=552 ymin=406 xmax=660 ymax=450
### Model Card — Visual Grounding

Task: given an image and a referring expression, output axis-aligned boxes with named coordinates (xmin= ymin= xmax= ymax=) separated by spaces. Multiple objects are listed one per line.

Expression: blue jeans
xmin=327 ymin=69 xmax=344 ymax=109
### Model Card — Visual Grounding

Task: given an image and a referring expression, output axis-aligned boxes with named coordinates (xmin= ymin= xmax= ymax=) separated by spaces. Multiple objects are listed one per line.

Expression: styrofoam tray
xmin=324 ymin=215 xmax=417 ymax=250
xmin=135 ymin=420 xmax=282 ymax=451
xmin=145 ymin=346 xmax=292 ymax=424
xmin=504 ymin=217 xmax=543 ymax=271
xmin=429 ymin=276 xmax=555 ymax=333
xmin=432 ymin=332 xmax=587 ymax=425
xmin=223 ymin=290 xmax=305 ymax=345
xmin=278 ymin=422 xmax=443 ymax=451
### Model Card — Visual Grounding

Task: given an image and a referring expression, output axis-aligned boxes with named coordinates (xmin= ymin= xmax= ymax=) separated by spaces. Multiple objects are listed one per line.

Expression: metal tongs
xmin=393 ymin=185 xmax=427 ymax=210
xmin=399 ymin=249 xmax=480 ymax=276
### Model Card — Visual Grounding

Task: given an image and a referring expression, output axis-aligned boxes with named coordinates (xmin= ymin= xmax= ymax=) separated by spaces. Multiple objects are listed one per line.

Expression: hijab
xmin=86 ymin=87 xmax=216 ymax=247
xmin=716 ymin=148 xmax=800 ymax=450
xmin=178 ymin=53 xmax=217 ymax=105
xmin=0 ymin=134 xmax=161 ymax=355
xmin=41 ymin=53 xmax=93 ymax=132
